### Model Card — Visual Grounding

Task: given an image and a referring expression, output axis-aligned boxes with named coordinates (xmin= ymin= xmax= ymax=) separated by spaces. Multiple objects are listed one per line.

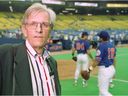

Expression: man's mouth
xmin=34 ymin=36 xmax=43 ymax=38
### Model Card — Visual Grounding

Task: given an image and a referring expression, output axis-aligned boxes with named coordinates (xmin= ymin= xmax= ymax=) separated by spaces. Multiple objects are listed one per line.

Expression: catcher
xmin=72 ymin=32 xmax=94 ymax=87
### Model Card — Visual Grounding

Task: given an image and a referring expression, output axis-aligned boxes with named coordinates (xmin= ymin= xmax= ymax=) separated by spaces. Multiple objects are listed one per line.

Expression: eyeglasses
xmin=25 ymin=22 xmax=52 ymax=30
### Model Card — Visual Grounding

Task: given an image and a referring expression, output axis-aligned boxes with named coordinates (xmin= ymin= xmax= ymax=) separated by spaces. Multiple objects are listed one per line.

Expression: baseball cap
xmin=81 ymin=32 xmax=88 ymax=36
xmin=98 ymin=31 xmax=110 ymax=39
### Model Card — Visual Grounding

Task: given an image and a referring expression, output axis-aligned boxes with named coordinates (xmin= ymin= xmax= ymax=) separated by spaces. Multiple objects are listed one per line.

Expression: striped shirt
xmin=26 ymin=40 xmax=56 ymax=96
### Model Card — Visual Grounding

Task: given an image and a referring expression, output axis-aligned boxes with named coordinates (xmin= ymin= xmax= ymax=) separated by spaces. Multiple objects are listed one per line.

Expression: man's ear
xmin=48 ymin=33 xmax=51 ymax=38
xmin=50 ymin=24 xmax=54 ymax=30
xmin=21 ymin=25 xmax=27 ymax=38
xmin=48 ymin=24 xmax=53 ymax=38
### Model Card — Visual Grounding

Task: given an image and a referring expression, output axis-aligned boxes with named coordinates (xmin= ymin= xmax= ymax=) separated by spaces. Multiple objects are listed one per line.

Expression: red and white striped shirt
xmin=26 ymin=40 xmax=56 ymax=96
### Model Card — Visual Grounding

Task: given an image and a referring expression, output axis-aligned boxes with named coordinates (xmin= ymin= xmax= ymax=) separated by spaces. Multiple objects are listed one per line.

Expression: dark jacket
xmin=0 ymin=43 xmax=61 ymax=95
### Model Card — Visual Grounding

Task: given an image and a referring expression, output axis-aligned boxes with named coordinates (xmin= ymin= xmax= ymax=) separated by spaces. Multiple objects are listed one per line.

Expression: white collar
xmin=25 ymin=40 xmax=50 ymax=60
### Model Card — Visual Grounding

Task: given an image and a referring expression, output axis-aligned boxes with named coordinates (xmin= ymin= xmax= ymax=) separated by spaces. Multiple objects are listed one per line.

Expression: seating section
xmin=54 ymin=15 xmax=128 ymax=30
xmin=0 ymin=12 xmax=128 ymax=30
xmin=0 ymin=12 xmax=22 ymax=30
xmin=1 ymin=12 xmax=128 ymax=47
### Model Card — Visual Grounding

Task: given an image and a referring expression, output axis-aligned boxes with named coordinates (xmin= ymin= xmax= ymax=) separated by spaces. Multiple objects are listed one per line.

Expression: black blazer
xmin=0 ymin=43 xmax=61 ymax=95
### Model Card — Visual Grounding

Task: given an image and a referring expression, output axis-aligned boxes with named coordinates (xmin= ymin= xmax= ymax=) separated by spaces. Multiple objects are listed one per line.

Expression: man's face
xmin=83 ymin=35 xmax=88 ymax=40
xmin=22 ymin=11 xmax=51 ymax=49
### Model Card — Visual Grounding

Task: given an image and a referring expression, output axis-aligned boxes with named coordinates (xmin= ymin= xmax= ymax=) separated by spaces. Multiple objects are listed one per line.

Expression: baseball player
xmin=72 ymin=32 xmax=93 ymax=87
xmin=94 ymin=31 xmax=116 ymax=96
xmin=109 ymin=37 xmax=116 ymax=88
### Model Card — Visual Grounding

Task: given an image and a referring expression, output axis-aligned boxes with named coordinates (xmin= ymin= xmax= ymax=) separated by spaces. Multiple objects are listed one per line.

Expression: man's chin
xmin=33 ymin=43 xmax=45 ymax=48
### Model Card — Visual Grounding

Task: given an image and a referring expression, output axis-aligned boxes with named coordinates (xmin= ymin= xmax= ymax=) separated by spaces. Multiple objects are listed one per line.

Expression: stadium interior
xmin=0 ymin=0 xmax=128 ymax=51
xmin=0 ymin=1 xmax=128 ymax=95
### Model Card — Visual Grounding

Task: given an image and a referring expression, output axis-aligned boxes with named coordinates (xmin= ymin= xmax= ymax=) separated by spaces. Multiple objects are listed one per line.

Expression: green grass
xmin=60 ymin=77 xmax=99 ymax=96
xmin=53 ymin=53 xmax=72 ymax=60
xmin=53 ymin=47 xmax=128 ymax=96
xmin=60 ymin=77 xmax=128 ymax=96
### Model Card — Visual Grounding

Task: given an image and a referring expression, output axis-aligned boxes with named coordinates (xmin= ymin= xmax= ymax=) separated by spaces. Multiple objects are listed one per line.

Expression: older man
xmin=0 ymin=3 xmax=61 ymax=95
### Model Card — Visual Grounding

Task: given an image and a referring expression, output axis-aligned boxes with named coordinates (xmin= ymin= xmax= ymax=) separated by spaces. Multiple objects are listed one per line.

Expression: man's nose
xmin=36 ymin=23 xmax=42 ymax=33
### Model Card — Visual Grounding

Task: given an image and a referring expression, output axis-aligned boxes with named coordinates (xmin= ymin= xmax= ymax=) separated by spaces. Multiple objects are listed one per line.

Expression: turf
xmin=60 ymin=77 xmax=128 ymax=96
xmin=52 ymin=47 xmax=128 ymax=96
xmin=53 ymin=53 xmax=72 ymax=60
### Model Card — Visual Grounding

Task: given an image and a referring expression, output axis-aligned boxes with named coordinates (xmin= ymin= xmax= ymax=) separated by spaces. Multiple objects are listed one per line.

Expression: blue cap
xmin=82 ymin=32 xmax=88 ymax=36
xmin=98 ymin=31 xmax=110 ymax=39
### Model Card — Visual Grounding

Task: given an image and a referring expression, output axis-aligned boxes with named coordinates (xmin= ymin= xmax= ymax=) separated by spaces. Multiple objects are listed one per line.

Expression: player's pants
xmin=74 ymin=54 xmax=89 ymax=80
xmin=98 ymin=65 xmax=115 ymax=96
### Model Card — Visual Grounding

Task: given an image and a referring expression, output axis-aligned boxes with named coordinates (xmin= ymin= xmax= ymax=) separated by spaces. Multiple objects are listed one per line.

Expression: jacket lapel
xmin=46 ymin=57 xmax=61 ymax=95
xmin=14 ymin=44 xmax=33 ymax=95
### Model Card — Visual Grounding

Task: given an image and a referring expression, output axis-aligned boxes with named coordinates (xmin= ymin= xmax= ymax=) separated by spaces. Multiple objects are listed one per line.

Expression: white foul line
xmin=113 ymin=78 xmax=128 ymax=83
xmin=91 ymin=75 xmax=128 ymax=83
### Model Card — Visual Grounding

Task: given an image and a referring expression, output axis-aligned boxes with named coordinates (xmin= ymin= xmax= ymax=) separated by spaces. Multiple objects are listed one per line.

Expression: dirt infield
xmin=51 ymin=50 xmax=98 ymax=80
xmin=57 ymin=60 xmax=98 ymax=80
xmin=57 ymin=60 xmax=76 ymax=80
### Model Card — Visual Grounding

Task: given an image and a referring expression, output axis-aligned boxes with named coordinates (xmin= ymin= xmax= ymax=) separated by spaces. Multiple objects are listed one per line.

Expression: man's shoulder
xmin=0 ymin=44 xmax=14 ymax=59
xmin=48 ymin=55 xmax=56 ymax=61
xmin=85 ymin=40 xmax=90 ymax=43
xmin=0 ymin=44 xmax=13 ymax=51
xmin=0 ymin=43 xmax=23 ymax=54
xmin=98 ymin=43 xmax=105 ymax=49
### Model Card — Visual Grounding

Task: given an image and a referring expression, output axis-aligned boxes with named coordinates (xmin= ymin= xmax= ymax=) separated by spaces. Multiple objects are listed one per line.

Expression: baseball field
xmin=52 ymin=47 xmax=128 ymax=96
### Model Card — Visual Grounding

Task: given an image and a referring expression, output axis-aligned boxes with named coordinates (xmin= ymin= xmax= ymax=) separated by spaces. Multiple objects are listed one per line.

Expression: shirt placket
xmin=38 ymin=56 xmax=51 ymax=96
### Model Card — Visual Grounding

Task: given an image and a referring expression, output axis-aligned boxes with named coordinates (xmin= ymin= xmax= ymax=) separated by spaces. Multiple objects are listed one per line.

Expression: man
xmin=95 ymin=31 xmax=116 ymax=96
xmin=72 ymin=32 xmax=93 ymax=87
xmin=109 ymin=37 xmax=116 ymax=88
xmin=0 ymin=3 xmax=61 ymax=95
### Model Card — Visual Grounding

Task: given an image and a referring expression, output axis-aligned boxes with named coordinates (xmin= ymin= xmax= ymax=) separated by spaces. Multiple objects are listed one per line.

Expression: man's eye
xmin=44 ymin=23 xmax=49 ymax=27
xmin=31 ymin=23 xmax=37 ymax=26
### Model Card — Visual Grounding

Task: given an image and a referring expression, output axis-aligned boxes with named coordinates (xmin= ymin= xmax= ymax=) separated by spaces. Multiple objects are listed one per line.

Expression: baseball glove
xmin=81 ymin=70 xmax=90 ymax=80
xmin=72 ymin=56 xmax=77 ymax=61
